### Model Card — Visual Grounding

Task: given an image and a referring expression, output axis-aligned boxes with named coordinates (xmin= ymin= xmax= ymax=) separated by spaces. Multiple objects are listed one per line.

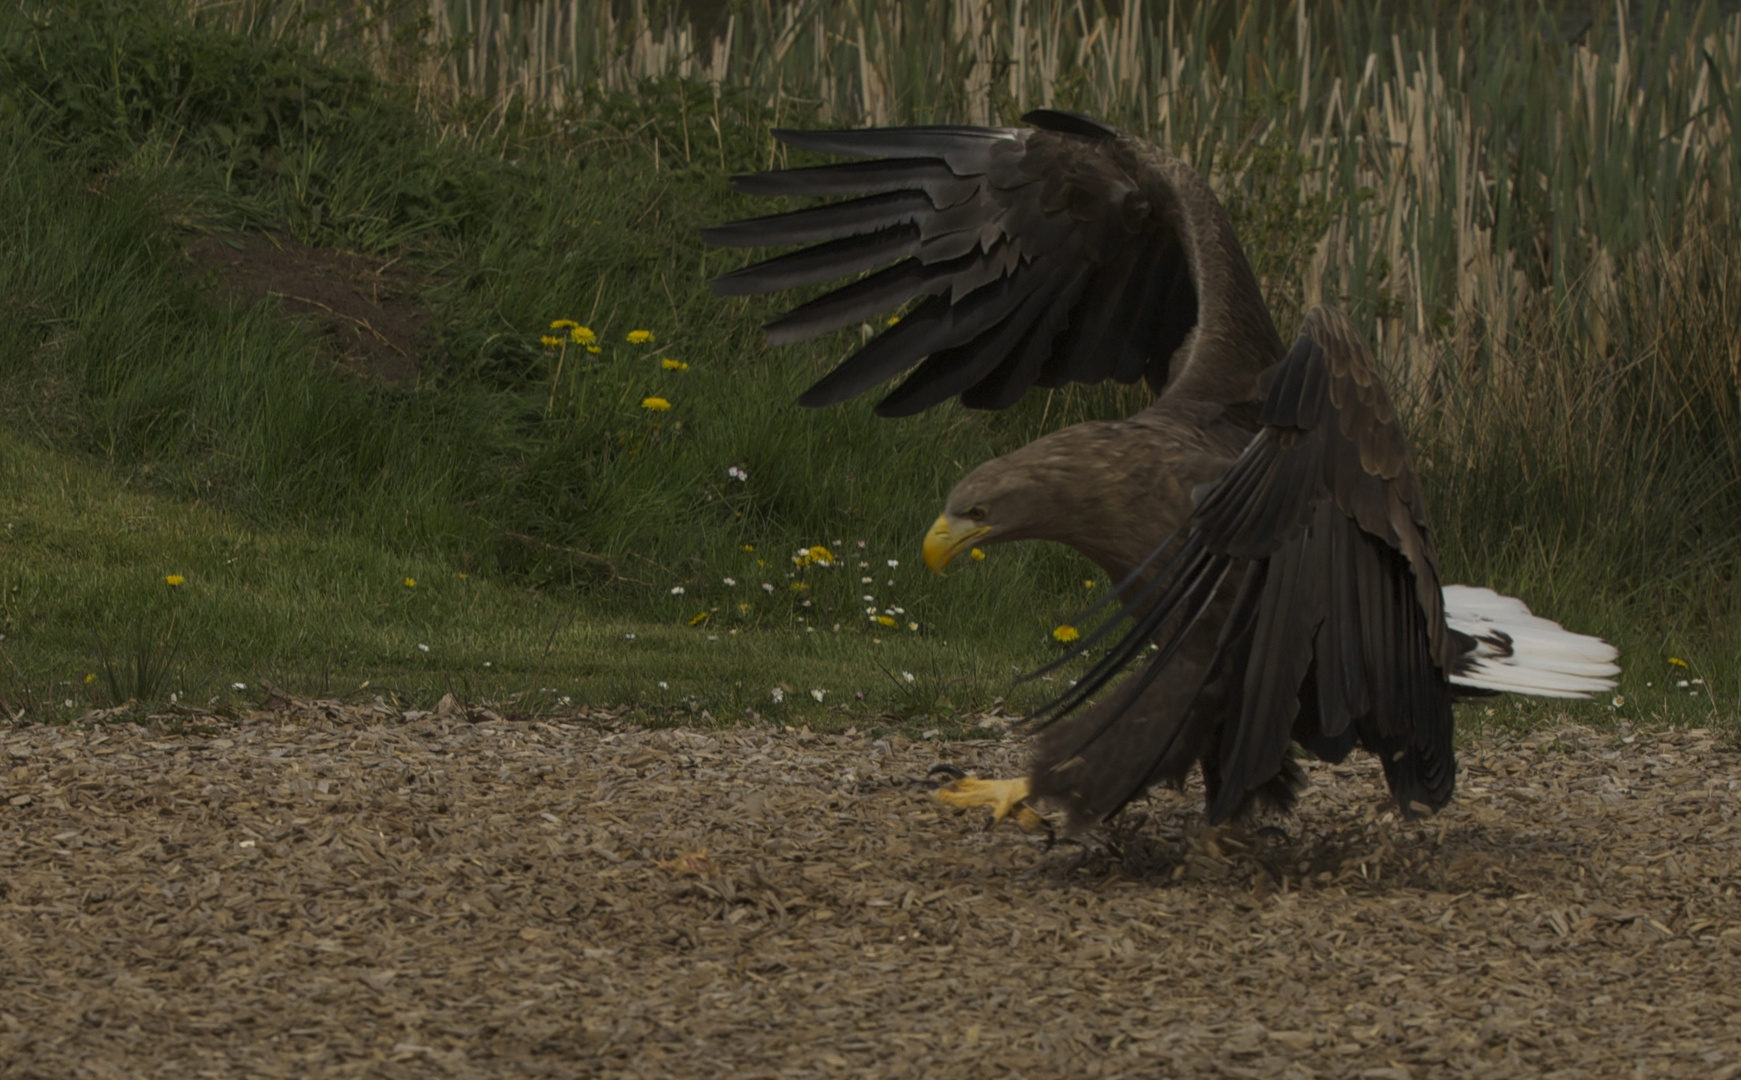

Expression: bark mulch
xmin=2 ymin=701 xmax=1738 ymax=1079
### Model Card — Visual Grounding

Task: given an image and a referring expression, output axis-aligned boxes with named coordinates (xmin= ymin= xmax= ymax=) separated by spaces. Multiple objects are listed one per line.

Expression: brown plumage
xmin=705 ymin=109 xmax=1614 ymax=833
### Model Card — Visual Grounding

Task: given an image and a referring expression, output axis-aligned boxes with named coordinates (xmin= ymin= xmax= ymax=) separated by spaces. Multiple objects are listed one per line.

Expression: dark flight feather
xmin=710 ymin=225 xmax=922 ymax=295
xmin=730 ymin=158 xmax=981 ymax=206
xmin=701 ymin=191 xmax=935 ymax=249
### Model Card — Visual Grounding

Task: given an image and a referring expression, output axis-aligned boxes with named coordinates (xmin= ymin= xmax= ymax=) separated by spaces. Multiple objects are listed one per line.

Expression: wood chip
xmin=0 ymin=710 xmax=1737 ymax=1076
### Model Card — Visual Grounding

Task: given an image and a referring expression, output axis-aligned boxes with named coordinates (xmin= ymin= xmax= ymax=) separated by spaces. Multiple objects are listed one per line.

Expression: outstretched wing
xmin=703 ymin=110 xmax=1279 ymax=416
xmin=1039 ymin=305 xmax=1456 ymax=823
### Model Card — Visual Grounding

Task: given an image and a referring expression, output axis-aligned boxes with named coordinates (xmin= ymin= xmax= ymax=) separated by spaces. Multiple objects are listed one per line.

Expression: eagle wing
xmin=1039 ymin=305 xmax=1457 ymax=823
xmin=703 ymin=110 xmax=1277 ymax=416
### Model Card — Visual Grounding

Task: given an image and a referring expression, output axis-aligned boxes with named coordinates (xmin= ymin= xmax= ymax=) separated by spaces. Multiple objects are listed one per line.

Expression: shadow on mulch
xmin=186 ymin=232 xmax=428 ymax=386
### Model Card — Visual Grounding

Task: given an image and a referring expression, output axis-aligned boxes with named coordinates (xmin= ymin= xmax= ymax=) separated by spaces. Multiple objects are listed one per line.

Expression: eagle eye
xmin=965 ymin=505 xmax=988 ymax=522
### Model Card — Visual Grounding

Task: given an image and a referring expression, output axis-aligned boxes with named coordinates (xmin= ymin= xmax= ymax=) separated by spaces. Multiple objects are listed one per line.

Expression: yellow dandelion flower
xmin=688 ymin=611 xmax=710 ymax=626
xmin=969 ymin=548 xmax=986 ymax=561
xmin=550 ymin=319 xmax=579 ymax=330
xmin=403 ymin=577 xmax=417 ymax=587
xmin=1052 ymin=625 xmax=1080 ymax=643
xmin=886 ymin=315 xmax=901 ymax=326
xmin=586 ymin=345 xmax=601 ymax=354
xmin=164 ymin=574 xmax=185 ymax=587
xmin=875 ymin=615 xmax=897 ymax=627
xmin=1668 ymin=656 xmax=1689 ymax=667
xmin=790 ymin=582 xmax=808 ymax=592
xmin=741 ymin=544 xmax=756 ymax=552
xmin=627 ymin=329 xmax=654 ymax=344
xmin=661 ymin=358 xmax=689 ymax=371
xmin=84 ymin=672 xmax=96 ymax=684
xmin=457 ymin=572 xmax=469 ymax=579
xmin=571 ymin=325 xmax=597 ymax=345
xmin=1084 ymin=579 xmax=1097 ymax=588
xmin=737 ymin=602 xmax=753 ymax=614
xmin=807 ymin=545 xmax=833 ymax=565
xmin=641 ymin=397 xmax=671 ymax=411
xmin=539 ymin=335 xmax=563 ymax=348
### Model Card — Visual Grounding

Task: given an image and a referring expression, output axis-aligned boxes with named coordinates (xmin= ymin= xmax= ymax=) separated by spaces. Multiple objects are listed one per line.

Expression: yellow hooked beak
xmin=923 ymin=513 xmax=991 ymax=574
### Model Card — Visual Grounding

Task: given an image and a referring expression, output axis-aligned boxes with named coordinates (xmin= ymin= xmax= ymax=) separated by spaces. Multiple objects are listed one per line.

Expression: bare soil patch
xmin=187 ymin=233 xmax=427 ymax=385
xmin=2 ymin=707 xmax=1739 ymax=1079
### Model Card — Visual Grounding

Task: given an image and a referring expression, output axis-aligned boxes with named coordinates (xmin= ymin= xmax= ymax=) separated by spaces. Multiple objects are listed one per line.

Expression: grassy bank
xmin=0 ymin=0 xmax=1734 ymax=731
xmin=0 ymin=427 xmax=1051 ymax=728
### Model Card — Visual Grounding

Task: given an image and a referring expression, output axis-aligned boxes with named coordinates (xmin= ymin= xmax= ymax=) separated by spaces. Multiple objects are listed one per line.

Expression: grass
xmin=195 ymin=0 xmax=1741 ymax=351
xmin=0 ymin=0 xmax=1735 ymax=734
xmin=0 ymin=427 xmax=1055 ymax=729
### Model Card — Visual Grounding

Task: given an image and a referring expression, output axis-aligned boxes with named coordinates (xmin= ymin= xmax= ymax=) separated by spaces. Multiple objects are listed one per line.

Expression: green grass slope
xmin=0 ymin=427 xmax=1051 ymax=727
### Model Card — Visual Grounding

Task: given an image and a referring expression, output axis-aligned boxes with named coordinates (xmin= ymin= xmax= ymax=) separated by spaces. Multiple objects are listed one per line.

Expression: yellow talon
xmin=934 ymin=776 xmax=1045 ymax=833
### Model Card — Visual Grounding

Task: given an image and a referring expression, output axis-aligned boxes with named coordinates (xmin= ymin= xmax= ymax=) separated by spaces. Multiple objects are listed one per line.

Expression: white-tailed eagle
xmin=705 ymin=110 xmax=1618 ymax=833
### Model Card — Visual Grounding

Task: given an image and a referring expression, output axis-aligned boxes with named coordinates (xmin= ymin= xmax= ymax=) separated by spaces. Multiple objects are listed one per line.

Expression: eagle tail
xmin=1442 ymin=585 xmax=1619 ymax=699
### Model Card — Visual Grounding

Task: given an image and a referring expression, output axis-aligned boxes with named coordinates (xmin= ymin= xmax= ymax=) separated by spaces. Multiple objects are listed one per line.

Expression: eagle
xmin=704 ymin=110 xmax=1618 ymax=834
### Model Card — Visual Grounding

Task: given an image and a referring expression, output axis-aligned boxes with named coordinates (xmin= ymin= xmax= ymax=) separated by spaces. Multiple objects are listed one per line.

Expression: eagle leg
xmin=932 ymin=776 xmax=1047 ymax=833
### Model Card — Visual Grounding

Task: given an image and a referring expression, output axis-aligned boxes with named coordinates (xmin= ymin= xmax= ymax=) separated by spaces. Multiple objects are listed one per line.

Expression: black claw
xmin=927 ymin=762 xmax=969 ymax=783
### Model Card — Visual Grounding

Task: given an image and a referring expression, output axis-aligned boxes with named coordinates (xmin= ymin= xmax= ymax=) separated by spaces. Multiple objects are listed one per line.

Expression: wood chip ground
xmin=3 ymin=704 xmax=1738 ymax=1078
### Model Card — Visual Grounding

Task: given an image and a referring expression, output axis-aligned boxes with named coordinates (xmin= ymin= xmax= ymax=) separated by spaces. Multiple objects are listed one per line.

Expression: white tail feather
xmin=1442 ymin=585 xmax=1620 ymax=699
